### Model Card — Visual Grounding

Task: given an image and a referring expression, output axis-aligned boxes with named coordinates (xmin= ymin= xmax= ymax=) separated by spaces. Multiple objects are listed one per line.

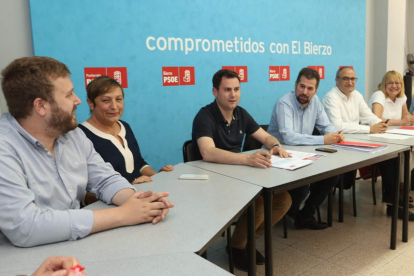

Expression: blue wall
xmin=30 ymin=0 xmax=366 ymax=170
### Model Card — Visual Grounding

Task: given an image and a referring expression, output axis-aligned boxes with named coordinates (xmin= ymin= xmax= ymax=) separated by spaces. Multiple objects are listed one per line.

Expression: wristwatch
xmin=272 ymin=143 xmax=282 ymax=148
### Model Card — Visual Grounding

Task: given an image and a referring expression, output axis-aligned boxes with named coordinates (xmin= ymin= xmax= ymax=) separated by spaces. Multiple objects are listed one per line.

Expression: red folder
xmin=399 ymin=126 xmax=414 ymax=130
xmin=335 ymin=141 xmax=384 ymax=148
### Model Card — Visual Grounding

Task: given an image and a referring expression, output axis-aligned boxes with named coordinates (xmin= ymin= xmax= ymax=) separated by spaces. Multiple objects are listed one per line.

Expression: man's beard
xmin=47 ymin=103 xmax=77 ymax=134
xmin=296 ymin=94 xmax=309 ymax=105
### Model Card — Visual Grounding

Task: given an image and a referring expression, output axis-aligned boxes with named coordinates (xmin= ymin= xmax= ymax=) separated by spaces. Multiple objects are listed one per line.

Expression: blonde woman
xmin=368 ymin=70 xmax=413 ymax=125
xmin=368 ymin=70 xmax=414 ymax=205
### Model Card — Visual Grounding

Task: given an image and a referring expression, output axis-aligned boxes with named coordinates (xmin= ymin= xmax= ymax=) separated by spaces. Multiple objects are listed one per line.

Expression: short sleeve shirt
xmin=192 ymin=100 xmax=260 ymax=157
xmin=368 ymin=90 xmax=407 ymax=120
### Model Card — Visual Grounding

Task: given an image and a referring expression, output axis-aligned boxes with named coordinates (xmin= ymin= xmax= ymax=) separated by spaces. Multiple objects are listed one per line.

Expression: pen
xmin=337 ymin=130 xmax=343 ymax=134
xmin=385 ymin=119 xmax=390 ymax=124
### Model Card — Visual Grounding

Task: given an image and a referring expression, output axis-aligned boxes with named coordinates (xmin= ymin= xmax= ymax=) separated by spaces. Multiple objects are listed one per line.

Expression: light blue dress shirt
xmin=268 ymin=91 xmax=337 ymax=145
xmin=0 ymin=113 xmax=134 ymax=247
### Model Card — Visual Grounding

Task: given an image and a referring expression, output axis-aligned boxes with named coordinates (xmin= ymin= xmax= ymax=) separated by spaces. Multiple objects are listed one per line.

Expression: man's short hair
xmin=86 ymin=76 xmax=124 ymax=110
xmin=1 ymin=56 xmax=71 ymax=119
xmin=335 ymin=66 xmax=354 ymax=79
xmin=212 ymin=69 xmax=240 ymax=90
xmin=295 ymin=67 xmax=320 ymax=88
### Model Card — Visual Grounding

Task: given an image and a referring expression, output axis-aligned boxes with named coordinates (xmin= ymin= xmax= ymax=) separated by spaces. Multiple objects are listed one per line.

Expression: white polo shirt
xmin=368 ymin=90 xmax=407 ymax=119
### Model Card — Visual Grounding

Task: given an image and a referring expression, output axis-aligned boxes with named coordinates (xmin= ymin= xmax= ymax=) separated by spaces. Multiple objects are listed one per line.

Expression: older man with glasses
xmin=323 ymin=67 xmax=387 ymax=134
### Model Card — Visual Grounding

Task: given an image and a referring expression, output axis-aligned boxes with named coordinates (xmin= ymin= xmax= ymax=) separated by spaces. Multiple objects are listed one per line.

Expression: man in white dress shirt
xmin=323 ymin=67 xmax=387 ymax=134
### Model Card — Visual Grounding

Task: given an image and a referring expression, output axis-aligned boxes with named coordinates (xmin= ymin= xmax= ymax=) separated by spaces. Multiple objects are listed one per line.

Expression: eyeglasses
xmin=340 ymin=77 xmax=358 ymax=82
xmin=386 ymin=82 xmax=401 ymax=86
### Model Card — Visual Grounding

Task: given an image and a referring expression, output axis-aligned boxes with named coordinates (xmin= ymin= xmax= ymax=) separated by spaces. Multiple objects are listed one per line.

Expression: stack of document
xmin=369 ymin=133 xmax=410 ymax=140
xmin=332 ymin=141 xmax=388 ymax=153
xmin=270 ymin=150 xmax=324 ymax=170
xmin=386 ymin=126 xmax=414 ymax=136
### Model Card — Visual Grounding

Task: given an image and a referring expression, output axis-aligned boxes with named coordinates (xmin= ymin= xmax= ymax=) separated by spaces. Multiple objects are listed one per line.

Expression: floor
xmin=206 ymin=177 xmax=414 ymax=275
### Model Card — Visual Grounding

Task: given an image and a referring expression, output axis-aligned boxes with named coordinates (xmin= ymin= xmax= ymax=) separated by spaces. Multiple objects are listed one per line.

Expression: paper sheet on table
xmin=369 ymin=133 xmax=411 ymax=140
xmin=270 ymin=150 xmax=322 ymax=170
xmin=270 ymin=156 xmax=313 ymax=170
xmin=283 ymin=150 xmax=325 ymax=160
xmin=386 ymin=128 xmax=414 ymax=136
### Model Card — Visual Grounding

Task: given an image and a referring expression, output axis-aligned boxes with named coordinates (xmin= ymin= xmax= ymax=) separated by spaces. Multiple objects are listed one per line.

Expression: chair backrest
xmin=183 ymin=140 xmax=203 ymax=162
xmin=242 ymin=124 xmax=269 ymax=151
xmin=182 ymin=140 xmax=193 ymax=162
xmin=312 ymin=127 xmax=321 ymax=135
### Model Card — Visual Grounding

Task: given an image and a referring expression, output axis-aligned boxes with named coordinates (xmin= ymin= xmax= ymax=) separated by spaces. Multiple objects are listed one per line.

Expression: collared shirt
xmin=192 ymin=100 xmax=260 ymax=157
xmin=0 ymin=113 xmax=134 ymax=247
xmin=368 ymin=90 xmax=407 ymax=119
xmin=268 ymin=91 xmax=337 ymax=145
xmin=322 ymin=86 xmax=381 ymax=133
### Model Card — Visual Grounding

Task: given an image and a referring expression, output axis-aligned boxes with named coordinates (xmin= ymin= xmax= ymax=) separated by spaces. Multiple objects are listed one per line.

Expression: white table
xmin=188 ymin=138 xmax=410 ymax=276
xmin=2 ymin=252 xmax=233 ymax=276
xmin=0 ymin=163 xmax=261 ymax=275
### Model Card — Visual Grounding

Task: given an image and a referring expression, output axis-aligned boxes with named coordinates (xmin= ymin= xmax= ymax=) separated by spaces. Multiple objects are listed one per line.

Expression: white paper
xmin=283 ymin=150 xmax=324 ymax=159
xmin=270 ymin=150 xmax=320 ymax=170
xmin=369 ymin=133 xmax=410 ymax=140
xmin=270 ymin=157 xmax=313 ymax=170
xmin=386 ymin=129 xmax=414 ymax=136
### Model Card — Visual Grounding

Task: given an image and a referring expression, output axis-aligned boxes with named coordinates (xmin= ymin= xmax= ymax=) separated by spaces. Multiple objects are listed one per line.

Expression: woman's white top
xmin=368 ymin=90 xmax=407 ymax=119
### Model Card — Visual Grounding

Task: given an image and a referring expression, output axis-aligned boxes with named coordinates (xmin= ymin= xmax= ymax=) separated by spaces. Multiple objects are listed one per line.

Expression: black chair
xmin=183 ymin=140 xmax=194 ymax=163
xmin=242 ymin=125 xmax=289 ymax=238
xmin=183 ymin=139 xmax=203 ymax=163
xmin=340 ymin=166 xmax=379 ymax=217
xmin=242 ymin=125 xmax=269 ymax=152
xmin=356 ymin=165 xmax=379 ymax=207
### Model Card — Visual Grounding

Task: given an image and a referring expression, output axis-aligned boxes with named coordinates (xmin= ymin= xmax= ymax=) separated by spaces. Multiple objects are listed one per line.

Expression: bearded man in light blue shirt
xmin=267 ymin=67 xmax=344 ymax=230
xmin=0 ymin=57 xmax=173 ymax=247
